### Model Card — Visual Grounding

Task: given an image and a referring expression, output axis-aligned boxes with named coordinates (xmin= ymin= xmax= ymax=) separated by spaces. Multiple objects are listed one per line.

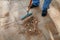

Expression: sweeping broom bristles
xmin=21 ymin=12 xmax=32 ymax=20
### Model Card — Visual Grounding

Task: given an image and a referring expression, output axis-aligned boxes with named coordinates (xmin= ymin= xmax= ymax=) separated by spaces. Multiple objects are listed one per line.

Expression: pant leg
xmin=42 ymin=0 xmax=52 ymax=10
xmin=32 ymin=0 xmax=40 ymax=6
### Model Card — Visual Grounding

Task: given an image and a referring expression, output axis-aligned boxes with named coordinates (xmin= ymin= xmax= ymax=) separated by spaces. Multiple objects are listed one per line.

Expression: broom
xmin=21 ymin=0 xmax=32 ymax=20
xmin=21 ymin=8 xmax=32 ymax=20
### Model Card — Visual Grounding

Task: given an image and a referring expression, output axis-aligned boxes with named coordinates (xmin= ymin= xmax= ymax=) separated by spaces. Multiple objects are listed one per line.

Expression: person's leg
xmin=42 ymin=0 xmax=52 ymax=17
xmin=30 ymin=0 xmax=40 ymax=8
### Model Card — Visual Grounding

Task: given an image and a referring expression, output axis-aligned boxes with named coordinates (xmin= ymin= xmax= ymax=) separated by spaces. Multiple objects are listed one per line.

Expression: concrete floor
xmin=0 ymin=0 xmax=59 ymax=40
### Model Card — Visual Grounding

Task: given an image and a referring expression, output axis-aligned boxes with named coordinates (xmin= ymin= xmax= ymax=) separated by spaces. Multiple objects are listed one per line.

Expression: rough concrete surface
xmin=0 ymin=0 xmax=60 ymax=40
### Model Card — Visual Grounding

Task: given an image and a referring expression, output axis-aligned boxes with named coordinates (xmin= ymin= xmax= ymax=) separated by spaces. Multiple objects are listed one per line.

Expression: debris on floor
xmin=23 ymin=16 xmax=41 ymax=36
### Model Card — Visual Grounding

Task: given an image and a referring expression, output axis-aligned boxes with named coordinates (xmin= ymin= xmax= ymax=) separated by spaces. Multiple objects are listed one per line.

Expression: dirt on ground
xmin=23 ymin=16 xmax=41 ymax=35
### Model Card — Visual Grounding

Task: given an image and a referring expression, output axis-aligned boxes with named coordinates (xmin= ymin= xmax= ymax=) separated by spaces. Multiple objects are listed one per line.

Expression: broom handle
xmin=27 ymin=0 xmax=32 ymax=12
xmin=27 ymin=7 xmax=30 ymax=13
